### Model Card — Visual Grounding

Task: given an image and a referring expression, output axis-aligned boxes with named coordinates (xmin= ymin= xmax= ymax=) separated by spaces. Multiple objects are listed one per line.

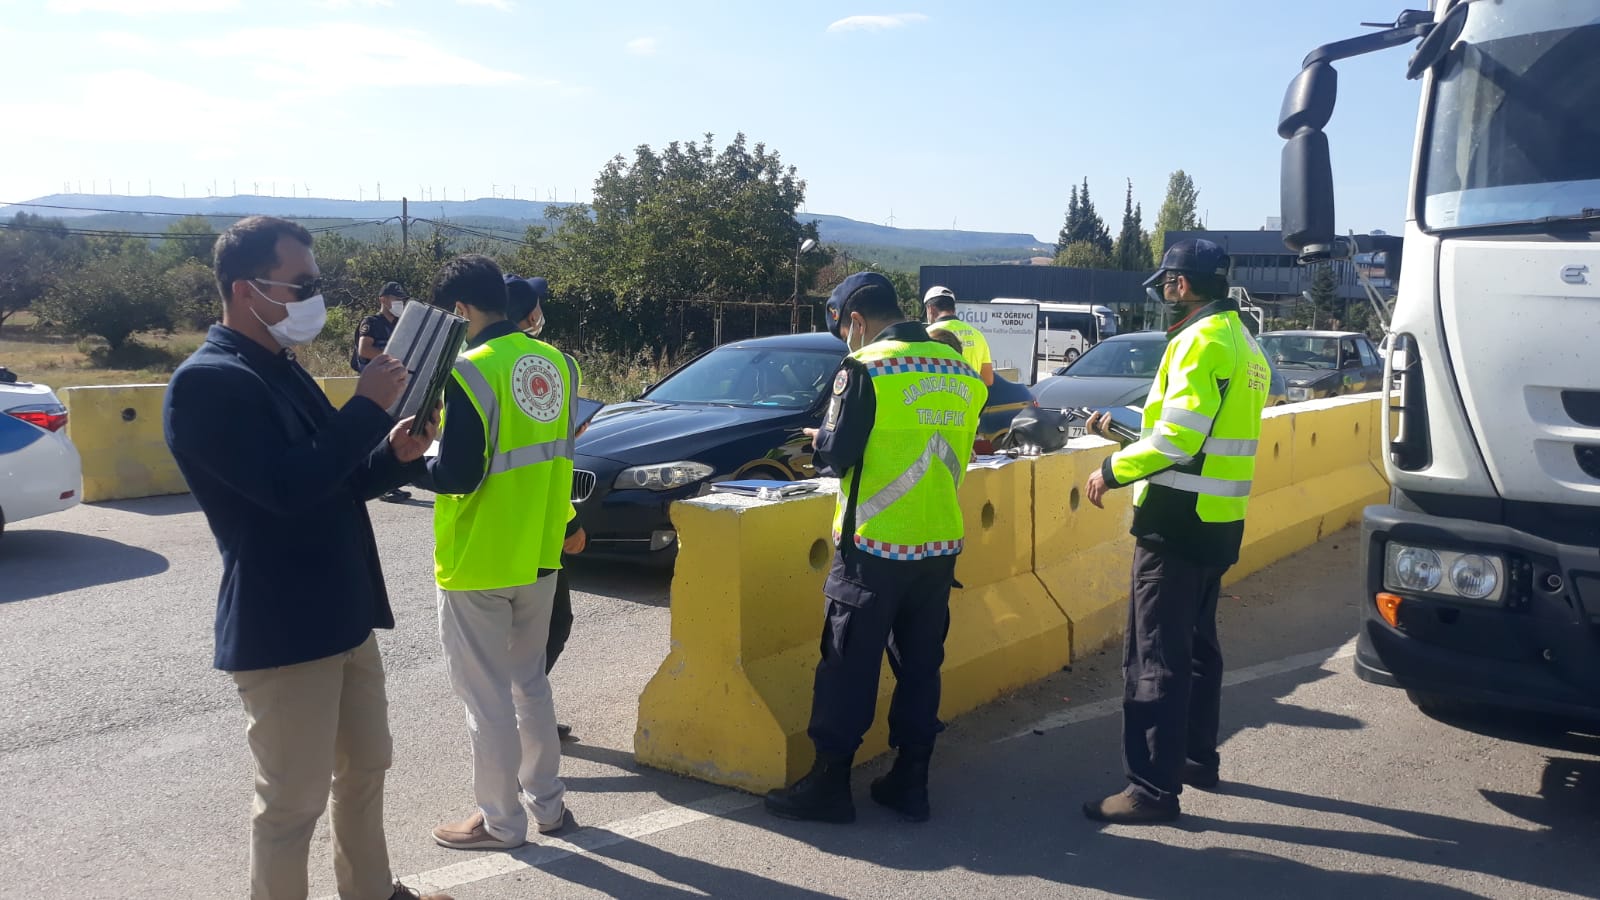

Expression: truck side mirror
xmin=1279 ymin=62 xmax=1339 ymax=261
xmin=1282 ymin=130 xmax=1337 ymax=260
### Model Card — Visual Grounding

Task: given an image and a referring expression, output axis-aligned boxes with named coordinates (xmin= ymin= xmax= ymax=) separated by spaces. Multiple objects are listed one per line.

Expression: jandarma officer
xmin=764 ymin=272 xmax=987 ymax=825
xmin=1080 ymin=238 xmax=1271 ymax=824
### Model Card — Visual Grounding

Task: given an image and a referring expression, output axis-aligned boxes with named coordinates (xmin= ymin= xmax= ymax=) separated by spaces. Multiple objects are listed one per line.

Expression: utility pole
xmin=402 ymin=197 xmax=409 ymax=251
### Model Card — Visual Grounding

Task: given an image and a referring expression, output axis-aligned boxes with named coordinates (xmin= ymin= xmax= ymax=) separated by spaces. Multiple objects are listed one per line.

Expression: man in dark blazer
xmin=163 ymin=215 xmax=449 ymax=900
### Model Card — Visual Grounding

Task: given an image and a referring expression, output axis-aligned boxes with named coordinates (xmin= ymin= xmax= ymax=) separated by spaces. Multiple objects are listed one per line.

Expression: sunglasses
xmin=252 ymin=277 xmax=324 ymax=302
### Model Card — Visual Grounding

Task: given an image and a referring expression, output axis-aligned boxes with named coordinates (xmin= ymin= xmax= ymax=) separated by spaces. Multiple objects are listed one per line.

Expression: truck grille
xmin=572 ymin=469 xmax=597 ymax=502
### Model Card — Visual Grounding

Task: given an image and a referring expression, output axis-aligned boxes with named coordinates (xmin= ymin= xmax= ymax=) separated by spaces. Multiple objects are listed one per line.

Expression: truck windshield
xmin=1421 ymin=1 xmax=1600 ymax=231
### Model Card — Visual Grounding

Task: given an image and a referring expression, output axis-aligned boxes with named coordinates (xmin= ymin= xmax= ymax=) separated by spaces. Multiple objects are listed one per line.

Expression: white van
xmin=990 ymin=299 xmax=1119 ymax=363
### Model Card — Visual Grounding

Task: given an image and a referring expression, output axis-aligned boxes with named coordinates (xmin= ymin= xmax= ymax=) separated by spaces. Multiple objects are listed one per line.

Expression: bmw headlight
xmin=614 ymin=461 xmax=714 ymax=491
xmin=1383 ymin=541 xmax=1506 ymax=604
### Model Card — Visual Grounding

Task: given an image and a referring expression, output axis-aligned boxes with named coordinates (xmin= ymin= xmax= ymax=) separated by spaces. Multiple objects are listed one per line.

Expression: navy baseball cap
xmin=1144 ymin=238 xmax=1231 ymax=287
xmin=825 ymin=271 xmax=897 ymax=339
xmin=379 ymin=281 xmax=409 ymax=298
xmin=504 ymin=275 xmax=549 ymax=323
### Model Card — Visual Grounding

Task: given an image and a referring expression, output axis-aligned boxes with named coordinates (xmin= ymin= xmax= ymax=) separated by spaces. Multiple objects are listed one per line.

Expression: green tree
xmin=0 ymin=213 xmax=86 ymax=332
xmin=1055 ymin=178 xmax=1113 ymax=263
xmin=1055 ymin=240 xmax=1113 ymax=270
xmin=1152 ymin=170 xmax=1202 ymax=265
xmin=38 ymin=247 xmax=172 ymax=352
xmin=164 ymin=260 xmax=221 ymax=330
xmin=1307 ymin=262 xmax=1340 ymax=326
xmin=549 ymin=132 xmax=821 ymax=351
xmin=1113 ymin=179 xmax=1153 ymax=272
xmin=155 ymin=215 xmax=218 ymax=271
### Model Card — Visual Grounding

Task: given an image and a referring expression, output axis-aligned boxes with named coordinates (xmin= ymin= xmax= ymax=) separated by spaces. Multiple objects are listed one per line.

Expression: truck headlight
xmin=1390 ymin=545 xmax=1442 ymax=592
xmin=614 ymin=461 xmax=713 ymax=491
xmin=1288 ymin=387 xmax=1311 ymax=401
xmin=1383 ymin=541 xmax=1506 ymax=604
xmin=1449 ymin=554 xmax=1499 ymax=600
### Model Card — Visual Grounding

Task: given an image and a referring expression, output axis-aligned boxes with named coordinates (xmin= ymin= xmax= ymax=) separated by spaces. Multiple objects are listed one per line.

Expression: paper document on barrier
xmin=382 ymin=302 xmax=469 ymax=434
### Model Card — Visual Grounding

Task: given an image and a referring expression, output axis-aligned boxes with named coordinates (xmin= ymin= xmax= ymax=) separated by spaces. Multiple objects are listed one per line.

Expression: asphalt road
xmin=1 ymin=495 xmax=1595 ymax=899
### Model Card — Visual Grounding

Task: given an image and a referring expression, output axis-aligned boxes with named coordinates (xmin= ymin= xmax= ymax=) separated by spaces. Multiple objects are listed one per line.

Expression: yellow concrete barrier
xmin=638 ymin=396 xmax=1389 ymax=792
xmin=61 ymin=385 xmax=188 ymax=503
xmin=634 ymin=458 xmax=1065 ymax=793
xmin=61 ymin=380 xmax=383 ymax=503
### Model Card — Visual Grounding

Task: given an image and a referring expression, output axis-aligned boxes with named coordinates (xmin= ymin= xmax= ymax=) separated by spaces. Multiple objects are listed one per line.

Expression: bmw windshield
xmin=1421 ymin=1 xmax=1600 ymax=231
xmin=643 ymin=346 xmax=841 ymax=409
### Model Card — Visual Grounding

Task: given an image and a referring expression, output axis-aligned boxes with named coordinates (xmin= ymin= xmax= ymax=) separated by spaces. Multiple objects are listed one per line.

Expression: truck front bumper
xmin=1358 ymin=504 xmax=1600 ymax=723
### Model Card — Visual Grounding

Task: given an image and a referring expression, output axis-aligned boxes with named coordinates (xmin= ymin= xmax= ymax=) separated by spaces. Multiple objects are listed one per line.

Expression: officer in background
xmin=923 ymin=286 xmax=994 ymax=386
xmin=355 ymin=282 xmax=414 ymax=502
xmin=764 ymin=272 xmax=987 ymax=825
xmin=1080 ymin=239 xmax=1270 ymax=824
xmin=506 ymin=273 xmax=583 ymax=741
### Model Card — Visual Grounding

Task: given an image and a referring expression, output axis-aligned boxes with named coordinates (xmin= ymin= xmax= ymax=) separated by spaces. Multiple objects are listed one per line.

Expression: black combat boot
xmin=764 ymin=752 xmax=856 ymax=823
xmin=870 ymin=745 xmax=932 ymax=822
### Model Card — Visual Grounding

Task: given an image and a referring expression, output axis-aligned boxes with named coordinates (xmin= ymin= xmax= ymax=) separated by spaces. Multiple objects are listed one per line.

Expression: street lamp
xmin=792 ymin=237 xmax=818 ymax=333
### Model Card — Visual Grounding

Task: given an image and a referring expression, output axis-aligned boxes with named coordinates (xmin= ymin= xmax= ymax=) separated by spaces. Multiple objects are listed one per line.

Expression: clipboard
xmin=1065 ymin=406 xmax=1144 ymax=443
xmin=574 ymin=398 xmax=604 ymax=435
xmin=381 ymin=302 xmax=469 ymax=435
xmin=709 ymin=480 xmax=820 ymax=498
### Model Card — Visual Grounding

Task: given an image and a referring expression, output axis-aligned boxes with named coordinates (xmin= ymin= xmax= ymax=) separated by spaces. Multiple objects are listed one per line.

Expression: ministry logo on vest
xmin=511 ymin=354 xmax=565 ymax=422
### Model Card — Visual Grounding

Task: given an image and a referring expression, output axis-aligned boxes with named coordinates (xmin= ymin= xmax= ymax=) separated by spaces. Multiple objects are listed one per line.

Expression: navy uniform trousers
xmin=1123 ymin=538 xmax=1228 ymax=804
xmin=807 ymin=547 xmax=957 ymax=758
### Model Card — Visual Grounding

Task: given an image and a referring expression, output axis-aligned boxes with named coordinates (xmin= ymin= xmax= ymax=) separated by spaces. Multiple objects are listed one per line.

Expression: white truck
xmin=1278 ymin=1 xmax=1600 ymax=724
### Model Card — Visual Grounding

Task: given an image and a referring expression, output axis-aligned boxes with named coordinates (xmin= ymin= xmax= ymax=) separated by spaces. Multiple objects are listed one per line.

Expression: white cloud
xmin=626 ymin=36 xmax=658 ymax=56
xmin=826 ymin=13 xmax=928 ymax=33
xmin=0 ymin=69 xmax=260 ymax=149
xmin=48 ymin=0 xmax=237 ymax=13
xmin=94 ymin=31 xmax=158 ymax=54
xmin=455 ymin=0 xmax=513 ymax=10
xmin=189 ymin=24 xmax=527 ymax=88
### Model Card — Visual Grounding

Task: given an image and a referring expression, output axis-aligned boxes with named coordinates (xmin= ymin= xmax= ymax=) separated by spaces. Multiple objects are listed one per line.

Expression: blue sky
xmin=0 ymin=0 xmax=1424 ymax=241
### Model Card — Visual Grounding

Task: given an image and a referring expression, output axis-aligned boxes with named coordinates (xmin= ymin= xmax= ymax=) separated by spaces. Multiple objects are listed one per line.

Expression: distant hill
xmin=1 ymin=194 xmax=1049 ymax=259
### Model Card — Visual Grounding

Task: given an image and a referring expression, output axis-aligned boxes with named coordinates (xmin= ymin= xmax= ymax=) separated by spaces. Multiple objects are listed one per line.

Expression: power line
xmin=0 ymin=199 xmax=383 ymax=221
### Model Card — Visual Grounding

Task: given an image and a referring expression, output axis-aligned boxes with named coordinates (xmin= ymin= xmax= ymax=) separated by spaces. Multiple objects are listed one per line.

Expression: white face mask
xmin=845 ymin=318 xmax=863 ymax=353
xmin=524 ymin=313 xmax=545 ymax=338
xmin=250 ymin=283 xmax=328 ymax=348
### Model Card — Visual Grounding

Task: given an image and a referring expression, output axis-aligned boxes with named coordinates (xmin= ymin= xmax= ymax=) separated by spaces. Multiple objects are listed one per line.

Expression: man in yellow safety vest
xmin=923 ymin=285 xmax=994 ymax=386
xmin=765 ymin=272 xmax=987 ymax=825
xmin=421 ymin=255 xmax=582 ymax=850
xmin=1081 ymin=238 xmax=1271 ymax=824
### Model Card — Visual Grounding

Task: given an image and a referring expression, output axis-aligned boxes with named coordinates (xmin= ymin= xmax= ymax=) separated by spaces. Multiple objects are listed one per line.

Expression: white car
xmin=0 ymin=368 xmax=82 ymax=538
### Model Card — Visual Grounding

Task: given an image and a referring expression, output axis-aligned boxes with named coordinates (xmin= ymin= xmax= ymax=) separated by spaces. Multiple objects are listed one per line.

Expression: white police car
xmin=0 ymin=367 xmax=82 ymax=538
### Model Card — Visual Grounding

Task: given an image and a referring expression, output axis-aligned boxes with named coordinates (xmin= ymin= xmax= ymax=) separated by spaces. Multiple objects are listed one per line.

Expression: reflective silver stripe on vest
xmin=561 ymin=352 xmax=580 ymax=437
xmin=1160 ymin=406 xmax=1214 ymax=433
xmin=1147 ymin=470 xmax=1252 ymax=497
xmin=855 ymin=432 xmax=963 ymax=526
xmin=1150 ymin=433 xmax=1193 ymax=465
xmin=488 ymin=437 xmax=575 ymax=475
xmin=1202 ymin=437 xmax=1258 ymax=457
xmin=454 ymin=357 xmax=500 ymax=452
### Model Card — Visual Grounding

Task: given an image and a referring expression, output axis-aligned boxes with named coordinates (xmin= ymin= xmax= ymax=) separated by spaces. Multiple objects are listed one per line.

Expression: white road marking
xmin=338 ymin=640 xmax=1357 ymax=897
xmin=1000 ymin=639 xmax=1358 ymax=741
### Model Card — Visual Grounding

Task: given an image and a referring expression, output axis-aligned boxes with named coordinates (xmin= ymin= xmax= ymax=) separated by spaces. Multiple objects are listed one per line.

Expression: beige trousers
xmin=232 ymin=633 xmax=395 ymax=900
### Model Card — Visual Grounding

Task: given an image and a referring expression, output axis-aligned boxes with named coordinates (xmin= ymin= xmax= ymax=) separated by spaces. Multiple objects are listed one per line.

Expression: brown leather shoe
xmin=1082 ymin=788 xmax=1179 ymax=824
xmin=432 ymin=810 xmax=525 ymax=851
xmin=388 ymin=880 xmax=454 ymax=900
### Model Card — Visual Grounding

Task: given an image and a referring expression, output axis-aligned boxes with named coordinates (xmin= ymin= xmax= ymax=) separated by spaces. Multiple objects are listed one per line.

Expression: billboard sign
xmin=954 ymin=301 xmax=1038 ymax=384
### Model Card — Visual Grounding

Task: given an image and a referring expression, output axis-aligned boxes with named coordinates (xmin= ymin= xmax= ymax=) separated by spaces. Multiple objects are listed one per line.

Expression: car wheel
xmin=735 ymin=462 xmax=791 ymax=481
xmin=1063 ymin=349 xmax=1080 ymax=363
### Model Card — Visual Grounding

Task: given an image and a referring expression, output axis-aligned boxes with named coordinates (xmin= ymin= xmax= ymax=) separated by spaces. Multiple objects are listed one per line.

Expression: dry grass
xmin=2 ymin=312 xmax=678 ymax=401
xmin=0 ymin=320 xmax=204 ymax=389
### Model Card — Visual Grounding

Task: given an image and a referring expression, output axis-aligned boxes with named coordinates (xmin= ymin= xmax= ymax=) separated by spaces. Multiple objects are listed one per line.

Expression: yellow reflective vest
xmin=434 ymin=332 xmax=580 ymax=590
xmin=833 ymin=338 xmax=988 ymax=560
xmin=1105 ymin=301 xmax=1270 ymax=555
xmin=926 ymin=316 xmax=993 ymax=374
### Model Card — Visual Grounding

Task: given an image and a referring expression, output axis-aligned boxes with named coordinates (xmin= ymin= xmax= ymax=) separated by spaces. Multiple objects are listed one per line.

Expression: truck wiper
xmin=1534 ymin=209 xmax=1600 ymax=228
